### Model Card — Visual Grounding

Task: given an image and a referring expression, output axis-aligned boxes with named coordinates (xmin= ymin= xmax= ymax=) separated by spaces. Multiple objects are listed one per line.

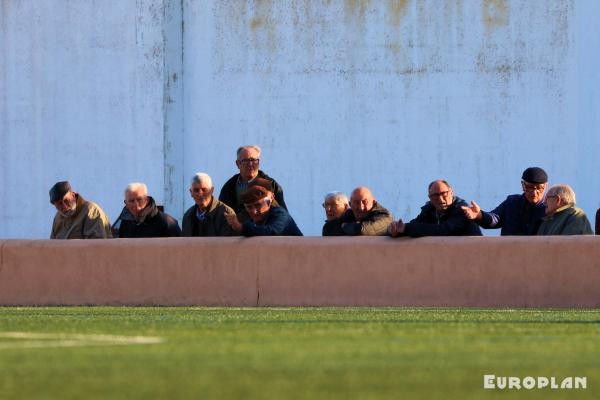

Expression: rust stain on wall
xmin=345 ymin=0 xmax=372 ymax=24
xmin=387 ymin=0 xmax=409 ymax=26
xmin=483 ymin=0 xmax=509 ymax=29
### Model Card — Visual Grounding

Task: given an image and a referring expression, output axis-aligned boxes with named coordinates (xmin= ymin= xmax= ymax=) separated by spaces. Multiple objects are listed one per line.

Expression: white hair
xmin=324 ymin=191 xmax=349 ymax=204
xmin=191 ymin=172 xmax=213 ymax=188
xmin=125 ymin=182 xmax=148 ymax=196
xmin=548 ymin=184 xmax=576 ymax=206
xmin=236 ymin=145 xmax=261 ymax=159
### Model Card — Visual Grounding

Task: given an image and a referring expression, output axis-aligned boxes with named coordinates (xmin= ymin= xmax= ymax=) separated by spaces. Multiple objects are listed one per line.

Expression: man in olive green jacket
xmin=334 ymin=186 xmax=393 ymax=236
xmin=49 ymin=181 xmax=112 ymax=239
xmin=537 ymin=184 xmax=593 ymax=235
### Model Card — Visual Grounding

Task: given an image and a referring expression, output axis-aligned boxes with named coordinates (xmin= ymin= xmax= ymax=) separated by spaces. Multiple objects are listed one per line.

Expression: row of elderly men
xmin=48 ymin=145 xmax=593 ymax=238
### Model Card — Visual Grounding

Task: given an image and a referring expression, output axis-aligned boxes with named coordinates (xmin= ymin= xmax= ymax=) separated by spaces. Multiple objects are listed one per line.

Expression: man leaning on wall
xmin=49 ymin=181 xmax=112 ymax=239
xmin=537 ymin=184 xmax=593 ymax=235
xmin=332 ymin=187 xmax=393 ymax=236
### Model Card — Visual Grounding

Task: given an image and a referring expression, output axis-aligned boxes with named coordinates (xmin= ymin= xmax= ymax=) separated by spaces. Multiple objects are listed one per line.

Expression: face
xmin=53 ymin=191 xmax=77 ymax=216
xmin=428 ymin=182 xmax=453 ymax=213
xmin=244 ymin=197 xmax=271 ymax=224
xmin=236 ymin=147 xmax=260 ymax=182
xmin=350 ymin=189 xmax=375 ymax=221
xmin=323 ymin=198 xmax=348 ymax=221
xmin=522 ymin=181 xmax=547 ymax=204
xmin=544 ymin=193 xmax=561 ymax=216
xmin=190 ymin=182 xmax=214 ymax=210
xmin=125 ymin=188 xmax=149 ymax=217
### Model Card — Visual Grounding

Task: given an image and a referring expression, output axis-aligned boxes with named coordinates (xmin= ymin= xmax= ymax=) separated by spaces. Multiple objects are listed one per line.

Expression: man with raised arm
xmin=462 ymin=167 xmax=548 ymax=235
xmin=219 ymin=145 xmax=287 ymax=212
xmin=389 ymin=180 xmax=482 ymax=237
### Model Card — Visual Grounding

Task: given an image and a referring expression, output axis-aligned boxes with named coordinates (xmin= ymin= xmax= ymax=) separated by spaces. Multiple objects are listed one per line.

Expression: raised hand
xmin=461 ymin=201 xmax=482 ymax=220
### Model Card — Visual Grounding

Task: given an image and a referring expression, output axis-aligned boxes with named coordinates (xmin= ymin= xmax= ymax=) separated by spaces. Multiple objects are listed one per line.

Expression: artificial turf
xmin=0 ymin=307 xmax=598 ymax=399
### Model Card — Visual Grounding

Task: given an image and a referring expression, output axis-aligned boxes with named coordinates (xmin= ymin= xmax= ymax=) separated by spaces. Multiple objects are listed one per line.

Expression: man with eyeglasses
xmin=389 ymin=180 xmax=482 ymax=237
xmin=225 ymin=185 xmax=302 ymax=236
xmin=537 ymin=184 xmax=592 ymax=235
xmin=49 ymin=180 xmax=112 ymax=239
xmin=322 ymin=191 xmax=350 ymax=236
xmin=462 ymin=167 xmax=548 ymax=235
xmin=182 ymin=172 xmax=234 ymax=236
xmin=115 ymin=182 xmax=181 ymax=238
xmin=219 ymin=145 xmax=287 ymax=212
xmin=334 ymin=187 xmax=393 ymax=236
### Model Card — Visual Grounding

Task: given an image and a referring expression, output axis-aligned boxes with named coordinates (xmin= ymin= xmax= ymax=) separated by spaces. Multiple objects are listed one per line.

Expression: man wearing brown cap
xmin=462 ymin=167 xmax=549 ymax=235
xmin=225 ymin=185 xmax=302 ymax=236
xmin=49 ymin=181 xmax=112 ymax=239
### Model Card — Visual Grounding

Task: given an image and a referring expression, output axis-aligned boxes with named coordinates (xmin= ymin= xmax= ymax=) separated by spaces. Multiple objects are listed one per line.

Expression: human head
xmin=545 ymin=184 xmax=576 ymax=216
xmin=350 ymin=187 xmax=375 ymax=221
xmin=240 ymin=185 xmax=272 ymax=223
xmin=521 ymin=167 xmax=548 ymax=205
xmin=236 ymin=145 xmax=261 ymax=182
xmin=428 ymin=180 xmax=454 ymax=213
xmin=323 ymin=191 xmax=349 ymax=221
xmin=249 ymin=177 xmax=275 ymax=202
xmin=189 ymin=173 xmax=214 ymax=210
xmin=124 ymin=182 xmax=149 ymax=217
xmin=49 ymin=181 xmax=77 ymax=216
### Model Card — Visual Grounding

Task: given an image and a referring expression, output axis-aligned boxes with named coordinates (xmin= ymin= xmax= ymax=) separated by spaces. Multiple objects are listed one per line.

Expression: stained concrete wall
xmin=2 ymin=1 xmax=600 ymax=237
xmin=1 ymin=237 xmax=599 ymax=307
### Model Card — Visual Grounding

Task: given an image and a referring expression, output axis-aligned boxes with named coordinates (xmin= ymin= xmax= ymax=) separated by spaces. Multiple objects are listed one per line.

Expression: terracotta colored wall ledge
xmin=0 ymin=237 xmax=598 ymax=307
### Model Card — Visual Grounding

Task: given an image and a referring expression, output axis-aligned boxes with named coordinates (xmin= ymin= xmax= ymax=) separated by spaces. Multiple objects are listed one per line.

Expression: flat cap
xmin=249 ymin=177 xmax=273 ymax=192
xmin=521 ymin=167 xmax=548 ymax=184
xmin=240 ymin=186 xmax=270 ymax=205
xmin=49 ymin=181 xmax=72 ymax=203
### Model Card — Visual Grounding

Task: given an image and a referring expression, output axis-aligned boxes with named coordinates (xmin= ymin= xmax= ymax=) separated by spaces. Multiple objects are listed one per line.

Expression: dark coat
xmin=117 ymin=196 xmax=181 ymax=238
xmin=181 ymin=197 xmax=233 ymax=237
xmin=219 ymin=170 xmax=287 ymax=212
xmin=335 ymin=203 xmax=393 ymax=236
xmin=403 ymin=197 xmax=482 ymax=237
xmin=479 ymin=194 xmax=545 ymax=235
xmin=241 ymin=206 xmax=302 ymax=237
xmin=537 ymin=206 xmax=593 ymax=235
xmin=322 ymin=217 xmax=345 ymax=236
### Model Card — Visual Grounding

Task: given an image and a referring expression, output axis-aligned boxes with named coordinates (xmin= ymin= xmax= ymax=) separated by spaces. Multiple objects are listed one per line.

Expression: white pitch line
xmin=0 ymin=332 xmax=164 ymax=350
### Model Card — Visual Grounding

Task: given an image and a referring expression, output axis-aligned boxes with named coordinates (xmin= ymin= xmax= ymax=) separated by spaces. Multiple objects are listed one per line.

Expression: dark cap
xmin=249 ymin=177 xmax=273 ymax=192
xmin=521 ymin=167 xmax=548 ymax=184
xmin=49 ymin=181 xmax=72 ymax=203
xmin=240 ymin=186 xmax=270 ymax=204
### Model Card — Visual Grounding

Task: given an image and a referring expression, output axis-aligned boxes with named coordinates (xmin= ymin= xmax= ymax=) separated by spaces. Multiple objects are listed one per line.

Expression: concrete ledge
xmin=0 ymin=237 xmax=598 ymax=307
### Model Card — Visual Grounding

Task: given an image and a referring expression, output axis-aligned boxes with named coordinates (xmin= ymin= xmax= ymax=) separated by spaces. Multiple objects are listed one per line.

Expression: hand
xmin=388 ymin=219 xmax=405 ymax=237
xmin=224 ymin=210 xmax=242 ymax=232
xmin=461 ymin=201 xmax=482 ymax=220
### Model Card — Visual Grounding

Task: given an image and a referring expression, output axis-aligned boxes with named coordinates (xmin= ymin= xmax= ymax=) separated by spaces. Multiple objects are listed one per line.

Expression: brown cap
xmin=249 ymin=177 xmax=273 ymax=192
xmin=240 ymin=186 xmax=270 ymax=204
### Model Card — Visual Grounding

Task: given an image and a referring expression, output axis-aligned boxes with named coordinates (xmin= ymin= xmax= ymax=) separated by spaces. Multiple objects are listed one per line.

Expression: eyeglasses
xmin=322 ymin=202 xmax=343 ymax=209
xmin=126 ymin=197 xmax=146 ymax=204
xmin=522 ymin=182 xmax=546 ymax=192
xmin=429 ymin=190 xmax=451 ymax=198
xmin=238 ymin=158 xmax=260 ymax=165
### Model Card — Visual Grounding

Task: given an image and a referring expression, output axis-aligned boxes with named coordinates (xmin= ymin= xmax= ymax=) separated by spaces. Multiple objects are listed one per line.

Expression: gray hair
xmin=236 ymin=145 xmax=261 ymax=159
xmin=191 ymin=172 xmax=213 ymax=188
xmin=125 ymin=182 xmax=148 ymax=196
xmin=324 ymin=191 xmax=349 ymax=204
xmin=548 ymin=184 xmax=576 ymax=207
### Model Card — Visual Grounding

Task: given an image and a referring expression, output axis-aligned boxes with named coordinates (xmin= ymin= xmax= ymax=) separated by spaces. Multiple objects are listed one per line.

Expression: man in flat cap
xmin=182 ymin=172 xmax=234 ymax=237
xmin=225 ymin=185 xmax=302 ymax=236
xmin=462 ymin=167 xmax=549 ymax=235
xmin=219 ymin=145 xmax=287 ymax=213
xmin=49 ymin=181 xmax=112 ymax=239
xmin=389 ymin=180 xmax=482 ymax=237
xmin=333 ymin=186 xmax=393 ymax=236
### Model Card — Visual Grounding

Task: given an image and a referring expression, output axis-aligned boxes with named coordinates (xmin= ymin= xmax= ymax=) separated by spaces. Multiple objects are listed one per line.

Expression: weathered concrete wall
xmin=1 ymin=237 xmax=599 ymax=307
xmin=2 ymin=1 xmax=600 ymax=237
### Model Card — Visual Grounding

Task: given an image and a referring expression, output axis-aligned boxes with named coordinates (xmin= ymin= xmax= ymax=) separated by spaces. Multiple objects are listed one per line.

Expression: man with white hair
xmin=116 ymin=182 xmax=181 ymax=238
xmin=182 ymin=172 xmax=235 ymax=236
xmin=322 ymin=191 xmax=350 ymax=236
xmin=537 ymin=184 xmax=593 ymax=235
xmin=219 ymin=145 xmax=287 ymax=212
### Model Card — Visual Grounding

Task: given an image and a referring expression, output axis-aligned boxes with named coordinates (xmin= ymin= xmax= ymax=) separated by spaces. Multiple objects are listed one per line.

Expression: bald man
xmin=333 ymin=186 xmax=393 ymax=236
xmin=389 ymin=180 xmax=482 ymax=237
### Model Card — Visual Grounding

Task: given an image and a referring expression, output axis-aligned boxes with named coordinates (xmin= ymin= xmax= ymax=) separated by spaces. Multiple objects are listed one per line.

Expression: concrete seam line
xmin=0 ymin=240 xmax=5 ymax=275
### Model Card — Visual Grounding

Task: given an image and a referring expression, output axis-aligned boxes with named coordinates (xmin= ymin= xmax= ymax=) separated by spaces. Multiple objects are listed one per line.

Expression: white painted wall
xmin=2 ymin=0 xmax=599 ymax=238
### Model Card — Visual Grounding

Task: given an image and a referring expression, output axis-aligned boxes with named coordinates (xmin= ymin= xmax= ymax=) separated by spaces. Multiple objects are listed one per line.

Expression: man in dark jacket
xmin=462 ymin=167 xmax=548 ymax=235
xmin=322 ymin=191 xmax=350 ymax=236
xmin=218 ymin=145 xmax=287 ymax=212
xmin=182 ymin=172 xmax=234 ymax=236
xmin=225 ymin=186 xmax=302 ymax=236
xmin=116 ymin=182 xmax=181 ymax=238
xmin=389 ymin=180 xmax=482 ymax=237
xmin=537 ymin=184 xmax=593 ymax=235
xmin=334 ymin=186 xmax=393 ymax=236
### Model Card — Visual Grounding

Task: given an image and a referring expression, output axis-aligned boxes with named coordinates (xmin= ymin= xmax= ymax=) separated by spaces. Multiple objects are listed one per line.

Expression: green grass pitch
xmin=0 ymin=307 xmax=598 ymax=399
